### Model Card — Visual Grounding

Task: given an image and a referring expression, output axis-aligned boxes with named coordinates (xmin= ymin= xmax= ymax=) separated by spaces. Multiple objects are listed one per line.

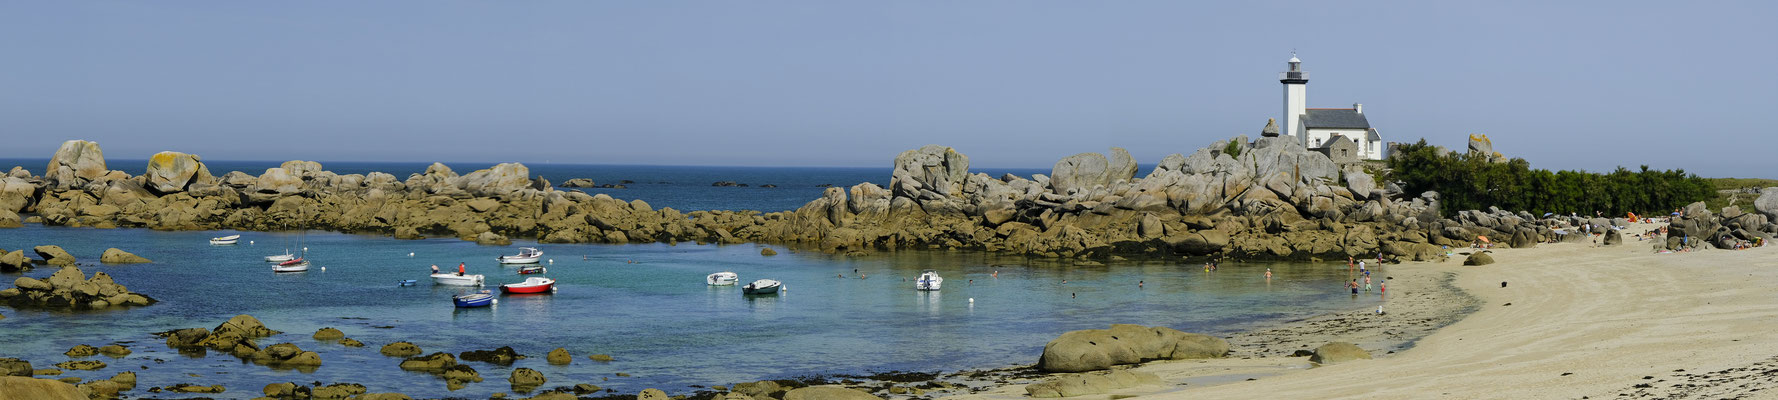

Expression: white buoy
xmin=321 ymin=266 xmax=326 ymax=271
xmin=303 ymin=247 xmax=308 ymax=252
xmin=408 ymin=252 xmax=415 ymax=257
xmin=969 ymin=298 xmax=975 ymax=304
xmin=250 ymin=240 xmax=255 ymax=245
xmin=548 ymin=259 xmax=554 ymax=264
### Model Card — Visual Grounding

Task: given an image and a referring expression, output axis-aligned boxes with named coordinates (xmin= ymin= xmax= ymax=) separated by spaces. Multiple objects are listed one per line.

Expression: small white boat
xmin=273 ymin=258 xmax=310 ymax=273
xmin=742 ymin=279 xmax=782 ymax=295
xmin=916 ymin=269 xmax=943 ymax=291
xmin=707 ymin=272 xmax=738 ymax=286
xmin=431 ymin=273 xmax=486 ymax=286
xmin=210 ymin=234 xmax=240 ymax=245
xmin=497 ymin=247 xmax=543 ymax=264
xmin=264 ymin=253 xmax=295 ymax=263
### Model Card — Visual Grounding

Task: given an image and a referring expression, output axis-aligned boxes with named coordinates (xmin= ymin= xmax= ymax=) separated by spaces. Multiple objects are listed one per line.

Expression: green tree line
xmin=1384 ymin=139 xmax=1715 ymax=217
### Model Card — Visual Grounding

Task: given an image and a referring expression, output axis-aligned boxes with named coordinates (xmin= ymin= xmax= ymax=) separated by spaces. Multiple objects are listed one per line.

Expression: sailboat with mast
xmin=264 ymin=232 xmax=295 ymax=263
xmin=273 ymin=231 xmax=310 ymax=273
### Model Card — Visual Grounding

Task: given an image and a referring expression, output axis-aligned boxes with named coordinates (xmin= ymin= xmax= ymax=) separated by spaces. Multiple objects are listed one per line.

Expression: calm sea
xmin=0 ymin=161 xmax=1377 ymax=398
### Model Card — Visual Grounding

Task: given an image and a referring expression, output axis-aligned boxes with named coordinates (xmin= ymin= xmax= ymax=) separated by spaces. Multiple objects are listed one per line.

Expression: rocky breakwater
xmin=736 ymin=138 xmax=1586 ymax=260
xmin=3 ymin=140 xmax=758 ymax=246
xmin=0 ymin=266 xmax=155 ymax=310
xmin=2 ymin=139 xmax=1651 ymax=260
xmin=159 ymin=315 xmax=323 ymax=370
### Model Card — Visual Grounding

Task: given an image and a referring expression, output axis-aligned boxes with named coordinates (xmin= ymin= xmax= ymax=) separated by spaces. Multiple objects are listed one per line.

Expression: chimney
xmin=1354 ymin=103 xmax=1363 ymax=114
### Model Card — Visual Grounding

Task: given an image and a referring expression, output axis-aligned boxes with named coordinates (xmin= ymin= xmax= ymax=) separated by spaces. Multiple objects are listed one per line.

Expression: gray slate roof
xmin=1302 ymin=108 xmax=1371 ymax=129
xmin=1366 ymin=128 xmax=1381 ymax=141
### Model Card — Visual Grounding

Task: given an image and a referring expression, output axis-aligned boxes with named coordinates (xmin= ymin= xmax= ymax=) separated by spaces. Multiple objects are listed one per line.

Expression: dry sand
xmin=942 ymin=223 xmax=1778 ymax=399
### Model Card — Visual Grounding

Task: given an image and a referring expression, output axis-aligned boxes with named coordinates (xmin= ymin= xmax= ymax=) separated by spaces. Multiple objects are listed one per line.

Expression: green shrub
xmin=1384 ymin=139 xmax=1714 ymax=217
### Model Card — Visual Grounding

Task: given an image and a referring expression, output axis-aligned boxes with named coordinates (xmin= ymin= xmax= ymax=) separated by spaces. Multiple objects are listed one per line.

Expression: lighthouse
xmin=1280 ymin=55 xmax=1308 ymax=143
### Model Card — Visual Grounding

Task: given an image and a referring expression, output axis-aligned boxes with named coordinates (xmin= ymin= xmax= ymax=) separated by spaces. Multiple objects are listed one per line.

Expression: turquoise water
xmin=0 ymin=225 xmax=1383 ymax=397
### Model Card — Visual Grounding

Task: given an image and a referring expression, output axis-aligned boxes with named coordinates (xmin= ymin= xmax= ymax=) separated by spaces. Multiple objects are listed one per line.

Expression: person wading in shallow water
xmin=1347 ymin=279 xmax=1359 ymax=294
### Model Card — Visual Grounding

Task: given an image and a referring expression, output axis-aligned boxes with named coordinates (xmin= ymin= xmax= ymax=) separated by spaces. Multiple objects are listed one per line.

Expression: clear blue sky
xmin=2 ymin=1 xmax=1773 ymax=177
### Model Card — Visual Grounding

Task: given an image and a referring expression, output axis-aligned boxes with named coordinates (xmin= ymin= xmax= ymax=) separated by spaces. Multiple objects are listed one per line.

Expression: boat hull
xmin=431 ymin=273 xmax=485 ymax=286
xmin=518 ymin=266 xmax=547 ymax=275
xmin=265 ymin=254 xmax=295 ymax=262
xmin=500 ymin=283 xmax=554 ymax=294
xmin=497 ymin=256 xmax=541 ymax=264
xmin=707 ymin=272 xmax=738 ymax=286
xmin=742 ymin=279 xmax=782 ymax=295
xmin=273 ymin=262 xmax=309 ymax=273
xmin=453 ymin=293 xmax=496 ymax=307
xmin=210 ymin=239 xmax=238 ymax=245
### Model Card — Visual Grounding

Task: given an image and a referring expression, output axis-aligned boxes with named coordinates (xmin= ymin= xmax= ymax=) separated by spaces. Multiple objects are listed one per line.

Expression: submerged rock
xmin=313 ymin=327 xmax=345 ymax=340
xmin=509 ymin=368 xmax=546 ymax=392
xmin=380 ymin=342 xmax=422 ymax=357
xmin=99 ymin=248 xmax=151 ymax=264
xmin=546 ymin=348 xmax=571 ymax=365
xmin=459 ymin=346 xmax=525 ymax=365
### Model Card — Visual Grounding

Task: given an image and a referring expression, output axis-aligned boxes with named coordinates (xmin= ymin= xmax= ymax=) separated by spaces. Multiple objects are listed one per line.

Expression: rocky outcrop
xmin=0 ymin=376 xmax=84 ymax=400
xmin=0 ymin=358 xmax=32 ymax=377
xmin=560 ymin=178 xmax=597 ymax=188
xmin=32 ymin=245 xmax=75 ymax=267
xmin=0 ymin=250 xmax=29 ymax=273
xmin=509 ymin=367 xmax=546 ymax=391
xmin=783 ymin=386 xmax=884 ymax=400
xmin=45 ymin=140 xmax=108 ymax=191
xmin=144 ymin=151 xmax=213 ymax=194
xmin=1037 ymin=324 xmax=1228 ymax=373
xmin=313 ymin=327 xmax=344 ymax=340
xmin=4 ymin=138 xmax=1713 ymax=264
xmin=2 ymin=267 xmax=154 ymax=310
xmin=637 ymin=388 xmax=671 ymax=400
xmin=398 ymin=352 xmax=457 ymax=371
xmin=1308 ymin=342 xmax=1372 ymax=364
xmin=1050 ymin=148 xmax=1137 ymax=195
xmin=248 ymin=343 xmax=323 ymax=368
xmin=1025 ymin=370 xmax=1163 ymax=398
xmin=380 ymin=342 xmax=422 ymax=357
xmin=100 ymin=248 xmax=151 ymax=264
xmin=1757 ymin=187 xmax=1778 ymax=221
xmin=1464 ymin=252 xmax=1495 ymax=266
xmin=546 ymin=348 xmax=571 ymax=365
xmin=161 ymin=314 xmax=280 ymax=360
xmin=459 ymin=346 xmax=524 ymax=365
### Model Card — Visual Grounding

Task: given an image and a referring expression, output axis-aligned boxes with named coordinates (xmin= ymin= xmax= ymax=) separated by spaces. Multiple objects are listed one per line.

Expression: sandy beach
xmin=945 ymin=222 xmax=1778 ymax=399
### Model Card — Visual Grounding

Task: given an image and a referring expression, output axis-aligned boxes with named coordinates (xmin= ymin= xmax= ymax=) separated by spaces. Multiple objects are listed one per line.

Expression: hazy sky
xmin=2 ymin=2 xmax=1773 ymax=177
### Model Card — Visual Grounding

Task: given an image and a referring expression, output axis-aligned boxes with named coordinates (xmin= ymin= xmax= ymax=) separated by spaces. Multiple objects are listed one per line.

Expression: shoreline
xmin=923 ymin=251 xmax=1477 ymax=399
xmin=932 ymin=221 xmax=1778 ymax=400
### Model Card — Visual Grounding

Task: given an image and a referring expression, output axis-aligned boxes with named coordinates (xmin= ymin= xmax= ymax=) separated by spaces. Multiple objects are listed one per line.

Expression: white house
xmin=1279 ymin=56 xmax=1385 ymax=160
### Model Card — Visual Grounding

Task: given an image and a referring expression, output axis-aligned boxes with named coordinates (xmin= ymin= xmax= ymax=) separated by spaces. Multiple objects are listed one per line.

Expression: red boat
xmin=500 ymin=277 xmax=555 ymax=294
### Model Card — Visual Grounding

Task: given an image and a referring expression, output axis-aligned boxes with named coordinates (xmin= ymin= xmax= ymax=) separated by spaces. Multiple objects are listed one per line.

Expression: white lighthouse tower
xmin=1280 ymin=54 xmax=1308 ymax=144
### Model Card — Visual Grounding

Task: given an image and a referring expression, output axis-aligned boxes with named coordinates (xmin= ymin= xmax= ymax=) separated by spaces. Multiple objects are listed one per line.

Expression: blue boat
xmin=453 ymin=290 xmax=497 ymax=308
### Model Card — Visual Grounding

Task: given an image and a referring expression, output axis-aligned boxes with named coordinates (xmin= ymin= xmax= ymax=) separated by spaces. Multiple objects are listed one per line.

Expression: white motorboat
xmin=707 ymin=272 xmax=738 ymax=286
xmin=742 ymin=279 xmax=782 ymax=295
xmin=264 ymin=253 xmax=296 ymax=263
xmin=273 ymin=258 xmax=309 ymax=273
xmin=497 ymin=247 xmax=543 ymax=264
xmin=431 ymin=273 xmax=486 ymax=286
xmin=915 ymin=269 xmax=943 ymax=291
xmin=210 ymin=234 xmax=240 ymax=245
